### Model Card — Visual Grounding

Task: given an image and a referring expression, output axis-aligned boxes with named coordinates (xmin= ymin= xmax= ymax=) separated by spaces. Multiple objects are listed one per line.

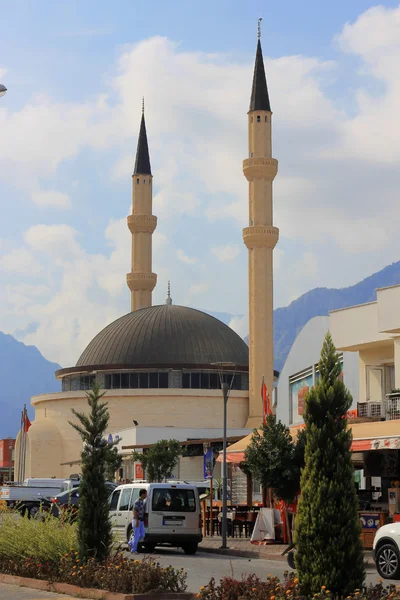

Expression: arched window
xmin=250 ymin=152 xmax=254 ymax=158
xmin=251 ymin=116 xmax=253 ymax=123
xmin=143 ymin=179 xmax=146 ymax=184
xmin=137 ymin=178 xmax=139 ymax=184
xmin=265 ymin=116 xmax=268 ymax=122
xmin=257 ymin=115 xmax=261 ymax=123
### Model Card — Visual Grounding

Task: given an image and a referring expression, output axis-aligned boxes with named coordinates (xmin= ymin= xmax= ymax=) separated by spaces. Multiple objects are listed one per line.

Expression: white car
xmin=373 ymin=523 xmax=400 ymax=579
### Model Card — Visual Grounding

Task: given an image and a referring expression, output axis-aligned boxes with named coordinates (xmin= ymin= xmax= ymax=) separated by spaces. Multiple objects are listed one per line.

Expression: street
xmin=0 ymin=551 xmax=394 ymax=599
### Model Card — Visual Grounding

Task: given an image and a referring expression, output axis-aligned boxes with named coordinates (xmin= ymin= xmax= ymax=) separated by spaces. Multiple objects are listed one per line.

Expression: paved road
xmin=0 ymin=583 xmax=67 ymax=598
xmin=0 ymin=552 xmax=395 ymax=598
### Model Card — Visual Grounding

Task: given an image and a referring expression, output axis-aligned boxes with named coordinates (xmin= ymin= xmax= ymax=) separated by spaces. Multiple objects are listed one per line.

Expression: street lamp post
xmin=8 ymin=441 xmax=13 ymax=482
xmin=221 ymin=381 xmax=229 ymax=549
xmin=211 ymin=361 xmax=237 ymax=550
xmin=0 ymin=84 xmax=7 ymax=98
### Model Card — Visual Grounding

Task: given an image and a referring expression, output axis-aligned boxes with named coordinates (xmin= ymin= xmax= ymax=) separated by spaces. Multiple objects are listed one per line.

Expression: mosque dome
xmin=56 ymin=304 xmax=249 ymax=377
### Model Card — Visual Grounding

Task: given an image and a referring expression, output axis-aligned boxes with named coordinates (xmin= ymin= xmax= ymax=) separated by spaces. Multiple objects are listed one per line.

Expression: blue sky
xmin=1 ymin=0 xmax=400 ymax=366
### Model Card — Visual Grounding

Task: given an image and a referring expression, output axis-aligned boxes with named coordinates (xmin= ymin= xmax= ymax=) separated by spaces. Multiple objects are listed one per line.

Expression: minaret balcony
xmin=126 ymin=272 xmax=157 ymax=292
xmin=243 ymin=225 xmax=279 ymax=249
xmin=127 ymin=214 xmax=157 ymax=234
xmin=243 ymin=157 xmax=278 ymax=181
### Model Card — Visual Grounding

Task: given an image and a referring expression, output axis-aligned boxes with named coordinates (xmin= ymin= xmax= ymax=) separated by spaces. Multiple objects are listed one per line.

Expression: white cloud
xmin=3 ymin=7 xmax=400 ymax=362
xmin=177 ymin=249 xmax=197 ymax=264
xmin=32 ymin=189 xmax=71 ymax=209
xmin=229 ymin=315 xmax=248 ymax=340
xmin=0 ymin=248 xmax=43 ymax=276
xmin=211 ymin=244 xmax=240 ymax=263
xmin=185 ymin=283 xmax=208 ymax=305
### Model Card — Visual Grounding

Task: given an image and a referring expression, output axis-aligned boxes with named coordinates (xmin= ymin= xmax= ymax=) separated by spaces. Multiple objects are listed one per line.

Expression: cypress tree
xmin=295 ymin=332 xmax=365 ymax=596
xmin=70 ymin=384 xmax=113 ymax=561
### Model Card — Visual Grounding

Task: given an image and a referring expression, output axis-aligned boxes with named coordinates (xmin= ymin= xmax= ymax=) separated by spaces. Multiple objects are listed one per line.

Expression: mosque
xmin=15 ymin=29 xmax=279 ymax=479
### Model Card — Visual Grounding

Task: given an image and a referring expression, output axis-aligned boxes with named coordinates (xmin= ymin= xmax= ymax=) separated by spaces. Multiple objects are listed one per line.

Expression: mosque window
xmin=139 ymin=372 xmax=149 ymax=388
xmin=182 ymin=373 xmax=191 ymax=388
xmin=265 ymin=116 xmax=268 ymax=122
xmin=250 ymin=152 xmax=254 ymax=157
xmin=130 ymin=373 xmax=139 ymax=388
xmin=143 ymin=179 xmax=146 ymax=184
xmin=257 ymin=115 xmax=261 ymax=122
xmin=149 ymin=372 xmax=158 ymax=388
xmin=209 ymin=373 xmax=219 ymax=389
xmin=112 ymin=373 xmax=121 ymax=388
xmin=201 ymin=373 xmax=209 ymax=389
xmin=137 ymin=178 xmax=139 ymax=184
xmin=191 ymin=373 xmax=200 ymax=388
xmin=159 ymin=372 xmax=169 ymax=388
xmin=251 ymin=116 xmax=253 ymax=122
xmin=121 ymin=373 xmax=130 ymax=389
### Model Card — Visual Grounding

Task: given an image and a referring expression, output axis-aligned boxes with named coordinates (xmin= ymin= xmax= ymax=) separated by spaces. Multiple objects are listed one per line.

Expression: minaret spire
xmin=126 ymin=103 xmax=157 ymax=311
xmin=133 ymin=101 xmax=152 ymax=176
xmin=165 ymin=281 xmax=172 ymax=305
xmin=243 ymin=31 xmax=279 ymax=427
xmin=249 ymin=21 xmax=271 ymax=113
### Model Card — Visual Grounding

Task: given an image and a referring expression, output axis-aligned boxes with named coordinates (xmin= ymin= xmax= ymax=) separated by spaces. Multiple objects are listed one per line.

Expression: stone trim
xmin=127 ymin=214 xmax=157 ymax=234
xmin=242 ymin=157 xmax=278 ymax=181
xmin=0 ymin=573 xmax=195 ymax=600
xmin=126 ymin=272 xmax=157 ymax=292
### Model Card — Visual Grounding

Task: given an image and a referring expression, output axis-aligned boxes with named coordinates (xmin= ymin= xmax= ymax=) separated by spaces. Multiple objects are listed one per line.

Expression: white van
xmin=109 ymin=482 xmax=202 ymax=554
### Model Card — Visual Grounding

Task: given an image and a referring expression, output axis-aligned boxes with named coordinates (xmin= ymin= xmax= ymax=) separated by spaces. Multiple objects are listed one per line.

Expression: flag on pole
xmin=24 ymin=413 xmax=31 ymax=433
xmin=261 ymin=376 xmax=271 ymax=423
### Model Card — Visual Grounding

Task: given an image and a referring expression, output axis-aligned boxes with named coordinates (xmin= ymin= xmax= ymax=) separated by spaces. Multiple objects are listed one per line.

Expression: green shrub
xmin=0 ymin=508 xmax=77 ymax=562
xmin=198 ymin=573 xmax=400 ymax=600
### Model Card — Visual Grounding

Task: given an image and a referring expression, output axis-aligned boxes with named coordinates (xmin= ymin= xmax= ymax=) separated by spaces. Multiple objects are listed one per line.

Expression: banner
xmin=203 ymin=445 xmax=213 ymax=479
xmin=135 ymin=462 xmax=144 ymax=480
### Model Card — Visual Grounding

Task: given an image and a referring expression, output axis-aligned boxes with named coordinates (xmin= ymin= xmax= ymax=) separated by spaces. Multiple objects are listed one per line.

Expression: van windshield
xmin=152 ymin=488 xmax=196 ymax=512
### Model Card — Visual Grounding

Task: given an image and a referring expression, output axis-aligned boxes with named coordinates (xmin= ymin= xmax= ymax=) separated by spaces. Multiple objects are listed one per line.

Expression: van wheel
xmin=182 ymin=543 xmax=198 ymax=555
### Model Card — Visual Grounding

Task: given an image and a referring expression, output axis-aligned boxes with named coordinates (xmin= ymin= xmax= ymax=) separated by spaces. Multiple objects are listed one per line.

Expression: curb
xmin=198 ymin=546 xmax=286 ymax=561
xmin=0 ymin=573 xmax=195 ymax=600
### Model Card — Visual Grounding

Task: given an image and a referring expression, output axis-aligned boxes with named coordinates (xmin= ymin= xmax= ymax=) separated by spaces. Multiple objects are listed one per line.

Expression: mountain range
xmin=2 ymin=260 xmax=400 ymax=438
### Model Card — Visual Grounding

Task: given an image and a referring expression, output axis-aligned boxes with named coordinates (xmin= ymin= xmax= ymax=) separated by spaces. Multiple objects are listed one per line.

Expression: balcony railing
xmin=357 ymin=394 xmax=400 ymax=421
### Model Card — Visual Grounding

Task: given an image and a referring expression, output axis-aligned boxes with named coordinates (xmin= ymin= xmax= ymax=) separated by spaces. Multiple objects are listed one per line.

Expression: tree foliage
xmin=295 ymin=332 xmax=365 ymax=596
xmin=132 ymin=439 xmax=182 ymax=482
xmin=69 ymin=384 xmax=113 ymax=562
xmin=244 ymin=414 xmax=305 ymax=502
xmin=105 ymin=445 xmax=122 ymax=481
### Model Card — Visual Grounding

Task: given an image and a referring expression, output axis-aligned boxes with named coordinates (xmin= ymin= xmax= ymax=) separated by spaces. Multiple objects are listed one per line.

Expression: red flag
xmin=261 ymin=377 xmax=271 ymax=423
xmin=24 ymin=413 xmax=32 ymax=432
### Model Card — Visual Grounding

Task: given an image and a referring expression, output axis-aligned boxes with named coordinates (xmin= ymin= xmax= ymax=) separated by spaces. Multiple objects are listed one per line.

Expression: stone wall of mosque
xmin=17 ymin=388 xmax=249 ymax=478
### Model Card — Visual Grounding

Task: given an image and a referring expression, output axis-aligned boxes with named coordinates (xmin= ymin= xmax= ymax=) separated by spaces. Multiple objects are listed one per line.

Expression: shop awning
xmin=217 ymin=420 xmax=400 ymax=464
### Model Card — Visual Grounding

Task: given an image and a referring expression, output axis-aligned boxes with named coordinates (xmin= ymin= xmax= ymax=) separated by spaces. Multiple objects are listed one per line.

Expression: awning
xmin=217 ymin=420 xmax=400 ymax=464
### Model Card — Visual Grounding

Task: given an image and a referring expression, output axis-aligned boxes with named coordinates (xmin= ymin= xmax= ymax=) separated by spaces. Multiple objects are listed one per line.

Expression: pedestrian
xmin=129 ymin=488 xmax=147 ymax=553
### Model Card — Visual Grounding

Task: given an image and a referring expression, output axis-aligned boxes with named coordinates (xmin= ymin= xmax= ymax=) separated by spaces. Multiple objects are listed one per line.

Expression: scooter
xmin=281 ymin=542 xmax=296 ymax=570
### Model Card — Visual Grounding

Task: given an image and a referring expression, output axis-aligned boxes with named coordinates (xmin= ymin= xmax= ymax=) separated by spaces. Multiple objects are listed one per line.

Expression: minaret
xmin=243 ymin=21 xmax=279 ymax=427
xmin=126 ymin=100 xmax=157 ymax=311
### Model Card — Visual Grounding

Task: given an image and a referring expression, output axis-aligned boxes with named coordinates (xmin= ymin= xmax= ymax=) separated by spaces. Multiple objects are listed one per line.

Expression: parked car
xmin=43 ymin=481 xmax=117 ymax=520
xmin=373 ymin=523 xmax=400 ymax=579
xmin=109 ymin=482 xmax=202 ymax=554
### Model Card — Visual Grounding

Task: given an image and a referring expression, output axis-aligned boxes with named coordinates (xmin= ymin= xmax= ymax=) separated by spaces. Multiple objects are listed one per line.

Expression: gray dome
xmin=73 ymin=304 xmax=248 ymax=371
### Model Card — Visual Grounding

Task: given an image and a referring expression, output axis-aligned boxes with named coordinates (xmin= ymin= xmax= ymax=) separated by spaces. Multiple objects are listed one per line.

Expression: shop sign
xmin=135 ymin=463 xmax=144 ymax=480
xmin=297 ymin=386 xmax=309 ymax=416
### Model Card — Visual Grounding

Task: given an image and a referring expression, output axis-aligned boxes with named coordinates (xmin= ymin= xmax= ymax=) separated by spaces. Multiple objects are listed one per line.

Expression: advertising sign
xmin=203 ymin=445 xmax=213 ymax=479
xmin=135 ymin=463 xmax=144 ymax=480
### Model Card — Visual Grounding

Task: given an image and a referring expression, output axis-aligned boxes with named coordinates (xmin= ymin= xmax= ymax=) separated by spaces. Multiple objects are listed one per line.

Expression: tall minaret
xmin=126 ymin=101 xmax=157 ymax=311
xmin=243 ymin=21 xmax=279 ymax=428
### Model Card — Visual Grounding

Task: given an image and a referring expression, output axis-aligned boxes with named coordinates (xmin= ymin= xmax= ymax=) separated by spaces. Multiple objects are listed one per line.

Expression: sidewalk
xmin=198 ymin=537 xmax=374 ymax=566
xmin=199 ymin=537 xmax=288 ymax=561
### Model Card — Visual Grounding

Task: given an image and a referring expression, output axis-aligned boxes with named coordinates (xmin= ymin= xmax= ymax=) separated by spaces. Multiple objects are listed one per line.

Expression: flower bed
xmin=0 ymin=510 xmax=187 ymax=595
xmin=0 ymin=551 xmax=187 ymax=595
xmin=197 ymin=573 xmax=400 ymax=600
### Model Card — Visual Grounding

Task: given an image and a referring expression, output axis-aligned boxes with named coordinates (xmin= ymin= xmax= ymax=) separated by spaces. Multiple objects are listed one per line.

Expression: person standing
xmin=129 ymin=488 xmax=147 ymax=553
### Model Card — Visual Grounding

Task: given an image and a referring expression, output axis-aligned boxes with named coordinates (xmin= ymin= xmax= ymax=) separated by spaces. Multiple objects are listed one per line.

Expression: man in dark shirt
xmin=129 ymin=488 xmax=147 ymax=553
